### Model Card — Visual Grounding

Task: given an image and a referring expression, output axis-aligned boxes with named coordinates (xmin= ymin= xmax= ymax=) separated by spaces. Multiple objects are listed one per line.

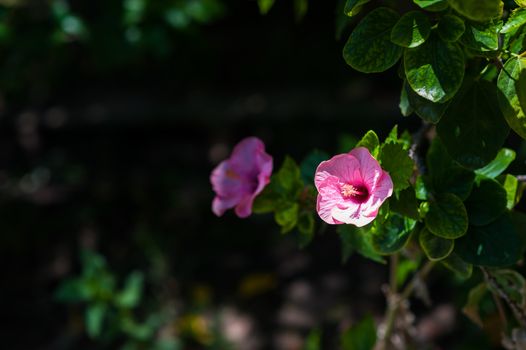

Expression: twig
xmin=410 ymin=122 xmax=432 ymax=176
xmin=481 ymin=267 xmax=526 ymax=328
xmin=516 ymin=175 xmax=526 ymax=182
xmin=379 ymin=260 xmax=435 ymax=350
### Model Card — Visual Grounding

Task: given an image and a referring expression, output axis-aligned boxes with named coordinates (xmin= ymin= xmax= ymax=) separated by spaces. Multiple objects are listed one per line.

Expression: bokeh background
xmin=1 ymin=0 xmax=524 ymax=349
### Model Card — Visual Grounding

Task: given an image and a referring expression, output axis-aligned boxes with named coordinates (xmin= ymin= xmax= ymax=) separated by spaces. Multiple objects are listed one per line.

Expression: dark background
xmin=0 ymin=0 xmax=514 ymax=349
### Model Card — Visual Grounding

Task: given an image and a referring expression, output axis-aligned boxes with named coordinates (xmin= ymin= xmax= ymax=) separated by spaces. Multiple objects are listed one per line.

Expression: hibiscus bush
xmin=212 ymin=0 xmax=526 ymax=348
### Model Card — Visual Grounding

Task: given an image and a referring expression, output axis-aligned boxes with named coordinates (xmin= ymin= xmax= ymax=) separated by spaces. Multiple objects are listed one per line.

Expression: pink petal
xmin=235 ymin=195 xmax=255 ymax=218
xmin=229 ymin=137 xmax=267 ymax=177
xmin=212 ymin=196 xmax=240 ymax=217
xmin=361 ymin=170 xmax=393 ymax=215
xmin=349 ymin=147 xmax=383 ymax=190
xmin=315 ymin=154 xmax=361 ymax=188
xmin=331 ymin=205 xmax=377 ymax=227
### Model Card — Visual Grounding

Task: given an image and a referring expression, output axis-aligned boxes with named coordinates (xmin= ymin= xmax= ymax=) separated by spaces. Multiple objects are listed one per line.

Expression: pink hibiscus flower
xmin=314 ymin=147 xmax=393 ymax=227
xmin=210 ymin=137 xmax=273 ymax=218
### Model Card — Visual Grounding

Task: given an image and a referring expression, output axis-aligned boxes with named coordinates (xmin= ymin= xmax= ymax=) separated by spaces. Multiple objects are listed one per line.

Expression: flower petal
xmin=332 ymin=205 xmax=378 ymax=227
xmin=349 ymin=147 xmax=383 ymax=190
xmin=229 ymin=137 xmax=268 ymax=177
xmin=361 ymin=170 xmax=393 ymax=216
xmin=212 ymin=196 xmax=239 ymax=217
xmin=315 ymin=154 xmax=361 ymax=189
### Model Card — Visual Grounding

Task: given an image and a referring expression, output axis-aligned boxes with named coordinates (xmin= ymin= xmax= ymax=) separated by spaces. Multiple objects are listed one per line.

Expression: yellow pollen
xmin=341 ymin=183 xmax=367 ymax=199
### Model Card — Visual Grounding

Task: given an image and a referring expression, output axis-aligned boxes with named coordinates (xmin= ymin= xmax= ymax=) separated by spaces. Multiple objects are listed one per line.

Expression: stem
xmin=491 ymin=290 xmax=509 ymax=331
xmin=481 ymin=267 xmax=526 ymax=328
xmin=390 ymin=254 xmax=399 ymax=295
xmin=379 ymin=260 xmax=435 ymax=350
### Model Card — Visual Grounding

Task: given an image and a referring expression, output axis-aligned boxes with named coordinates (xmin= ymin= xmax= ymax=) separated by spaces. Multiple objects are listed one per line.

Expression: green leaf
xmin=426 ymin=138 xmax=475 ymax=200
xmin=462 ymin=283 xmax=488 ymax=327
xmin=275 ymin=202 xmax=299 ymax=234
xmin=499 ymin=174 xmax=519 ymax=209
xmin=437 ymin=80 xmax=510 ymax=169
xmin=371 ymin=214 xmax=417 ymax=254
xmin=356 ymin=130 xmax=380 ymax=157
xmin=460 ymin=21 xmax=499 ymax=52
xmin=441 ymin=252 xmax=473 ymax=279
xmin=390 ymin=187 xmax=420 ymax=220
xmin=344 ymin=0 xmax=370 ymax=17
xmin=517 ymin=0 xmax=526 ymax=8
xmin=303 ymin=329 xmax=322 ymax=350
xmin=54 ymin=278 xmax=90 ymax=303
xmin=396 ymin=259 xmax=419 ymax=287
xmin=341 ymin=315 xmax=376 ymax=350
xmin=257 ymin=0 xmax=275 ymax=14
xmin=379 ymin=142 xmax=413 ymax=193
xmin=404 ymin=35 xmax=465 ymax=103
xmin=419 ymin=227 xmax=455 ymax=261
xmin=447 ymin=0 xmax=503 ymax=22
xmin=519 ymin=62 xmax=526 ymax=115
xmin=116 ymin=271 xmax=144 ymax=309
xmin=455 ymin=213 xmax=522 ymax=267
xmin=413 ymin=0 xmax=449 ymax=12
xmin=85 ymin=302 xmax=107 ymax=338
xmin=276 ymin=157 xmax=304 ymax=195
xmin=497 ymin=57 xmax=526 ymax=140
xmin=438 ymin=14 xmax=465 ymax=42
xmin=294 ymin=0 xmax=308 ymax=21
xmin=343 ymin=7 xmax=403 ymax=73
xmin=425 ymin=193 xmax=468 ymax=239
xmin=337 ymin=225 xmax=385 ymax=264
xmin=415 ymin=175 xmax=431 ymax=200
xmin=501 ymin=8 xmax=526 ymax=34
xmin=399 ymin=83 xmax=414 ymax=116
xmin=403 ymin=80 xmax=451 ymax=123
xmin=391 ymin=11 xmax=431 ymax=48
xmin=475 ymin=148 xmax=516 ymax=179
xmin=300 ymin=150 xmax=329 ymax=185
xmin=465 ymin=178 xmax=507 ymax=226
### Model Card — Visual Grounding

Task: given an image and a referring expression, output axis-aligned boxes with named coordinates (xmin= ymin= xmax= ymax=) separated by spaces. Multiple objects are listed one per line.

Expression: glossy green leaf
xmin=341 ymin=315 xmax=376 ymax=350
xmin=337 ymin=225 xmax=385 ymax=264
xmin=415 ymin=175 xmax=431 ymax=200
xmin=390 ymin=187 xmax=420 ymax=220
xmin=497 ymin=57 xmax=526 ymax=140
xmin=379 ymin=142 xmax=413 ymax=193
xmin=519 ymin=63 xmax=526 ymax=114
xmin=438 ymin=14 xmax=465 ymax=42
xmin=404 ymin=36 xmax=465 ymax=103
xmin=475 ymin=148 xmax=516 ymax=179
xmin=426 ymin=138 xmax=475 ymax=200
xmin=517 ymin=0 xmax=526 ymax=8
xmin=425 ymin=193 xmax=468 ymax=239
xmin=344 ymin=0 xmax=370 ymax=17
xmin=501 ymin=8 xmax=526 ymax=34
xmin=391 ymin=11 xmax=431 ymax=48
xmin=499 ymin=174 xmax=519 ymax=209
xmin=456 ymin=213 xmax=521 ymax=267
xmin=343 ymin=7 xmax=403 ymax=73
xmin=497 ymin=57 xmax=526 ymax=139
xmin=419 ymin=227 xmax=454 ymax=261
xmin=462 ymin=283 xmax=488 ymax=327
xmin=356 ymin=130 xmax=380 ymax=157
xmin=371 ymin=214 xmax=417 ymax=254
xmin=448 ymin=0 xmax=503 ymax=22
xmin=460 ymin=21 xmax=499 ymax=52
xmin=441 ymin=252 xmax=473 ymax=279
xmin=257 ymin=0 xmax=275 ymax=14
xmin=464 ymin=178 xmax=507 ymax=226
xmin=437 ymin=80 xmax=510 ymax=169
xmin=413 ymin=0 xmax=449 ymax=11
xmin=403 ymin=81 xmax=451 ymax=123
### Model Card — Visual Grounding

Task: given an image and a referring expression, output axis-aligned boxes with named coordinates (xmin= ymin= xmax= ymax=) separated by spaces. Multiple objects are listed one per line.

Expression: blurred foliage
xmin=0 ymin=0 xmax=225 ymax=96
